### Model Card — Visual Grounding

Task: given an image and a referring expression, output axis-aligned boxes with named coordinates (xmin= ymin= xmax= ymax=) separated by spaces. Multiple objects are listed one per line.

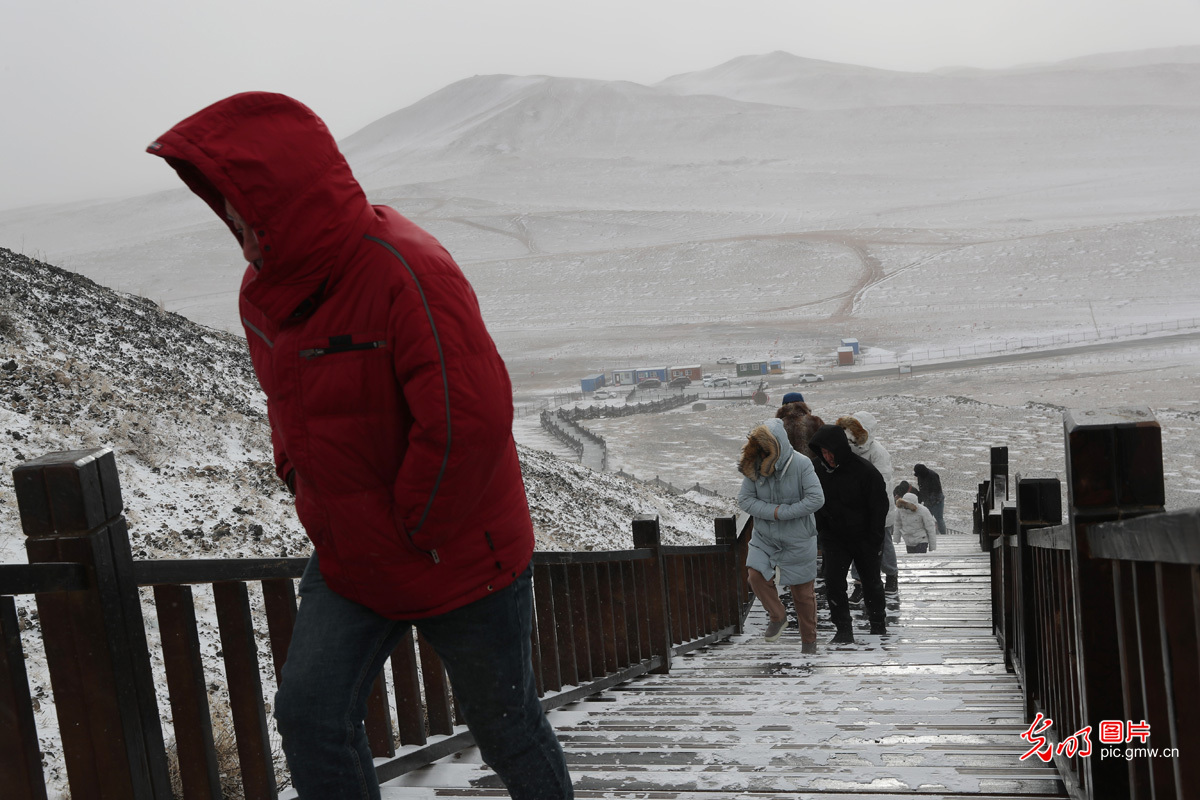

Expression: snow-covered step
xmin=378 ymin=534 xmax=1066 ymax=798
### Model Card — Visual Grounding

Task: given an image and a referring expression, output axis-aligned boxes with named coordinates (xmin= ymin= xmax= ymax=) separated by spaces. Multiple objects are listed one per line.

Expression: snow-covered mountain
xmin=0 ymin=47 xmax=1197 ymax=391
xmin=656 ymin=48 xmax=1200 ymax=108
xmin=0 ymin=247 xmax=726 ymax=567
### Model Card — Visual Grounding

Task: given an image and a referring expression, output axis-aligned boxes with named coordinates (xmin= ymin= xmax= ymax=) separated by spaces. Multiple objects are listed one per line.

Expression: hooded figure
xmin=894 ymin=492 xmax=938 ymax=551
xmin=149 ymin=93 xmax=571 ymax=800
xmin=148 ymin=93 xmax=531 ymax=619
xmin=808 ymin=424 xmax=889 ymax=641
xmin=837 ymin=412 xmax=895 ymax=522
xmin=738 ymin=418 xmax=825 ymax=649
xmin=775 ymin=397 xmax=823 ymax=460
xmin=837 ymin=411 xmax=900 ymax=594
xmin=914 ymin=462 xmax=947 ymax=537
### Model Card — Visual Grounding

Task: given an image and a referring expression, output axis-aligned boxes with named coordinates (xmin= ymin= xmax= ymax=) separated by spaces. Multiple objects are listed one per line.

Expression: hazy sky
xmin=3 ymin=0 xmax=1199 ymax=210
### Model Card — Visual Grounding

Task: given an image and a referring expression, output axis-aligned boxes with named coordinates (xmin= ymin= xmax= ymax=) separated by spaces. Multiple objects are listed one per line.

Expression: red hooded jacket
xmin=148 ymin=92 xmax=533 ymax=618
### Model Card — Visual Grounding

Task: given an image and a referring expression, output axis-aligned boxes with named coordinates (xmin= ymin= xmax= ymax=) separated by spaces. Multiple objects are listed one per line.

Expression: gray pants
xmin=851 ymin=526 xmax=897 ymax=580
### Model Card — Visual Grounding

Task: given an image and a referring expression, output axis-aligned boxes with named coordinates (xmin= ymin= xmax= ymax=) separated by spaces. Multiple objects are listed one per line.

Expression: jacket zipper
xmin=299 ymin=339 xmax=386 ymax=359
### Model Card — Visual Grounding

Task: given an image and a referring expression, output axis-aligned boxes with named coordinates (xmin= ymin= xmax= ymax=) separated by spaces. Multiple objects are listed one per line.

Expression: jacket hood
xmin=147 ymin=92 xmax=376 ymax=324
xmin=809 ymin=423 xmax=853 ymax=469
xmin=738 ymin=418 xmax=796 ymax=480
xmin=836 ymin=412 xmax=875 ymax=454
xmin=897 ymin=491 xmax=920 ymax=511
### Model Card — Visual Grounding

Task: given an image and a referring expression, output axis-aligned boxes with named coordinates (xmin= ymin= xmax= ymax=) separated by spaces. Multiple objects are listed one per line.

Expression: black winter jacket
xmin=915 ymin=466 xmax=945 ymax=505
xmin=809 ymin=425 xmax=888 ymax=548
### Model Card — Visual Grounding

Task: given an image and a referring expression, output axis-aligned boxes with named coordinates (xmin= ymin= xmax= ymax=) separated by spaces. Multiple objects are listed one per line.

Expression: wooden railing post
xmin=974 ymin=481 xmax=987 ymax=551
xmin=1015 ymin=477 xmax=1062 ymax=721
xmin=632 ymin=515 xmax=672 ymax=674
xmin=1 ymin=595 xmax=47 ymax=800
xmin=1001 ymin=505 xmax=1017 ymax=672
xmin=714 ymin=516 xmax=739 ymax=633
xmin=11 ymin=449 xmax=172 ymax=799
xmin=991 ymin=446 xmax=1009 ymax=505
xmin=1064 ymin=408 xmax=1165 ymax=798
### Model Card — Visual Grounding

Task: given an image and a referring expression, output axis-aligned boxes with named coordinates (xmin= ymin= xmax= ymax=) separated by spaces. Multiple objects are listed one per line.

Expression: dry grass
xmin=165 ymin=700 xmax=290 ymax=799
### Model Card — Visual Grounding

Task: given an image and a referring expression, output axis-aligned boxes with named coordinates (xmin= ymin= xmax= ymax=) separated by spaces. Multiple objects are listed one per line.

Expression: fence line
xmin=540 ymin=394 xmax=702 ymax=473
xmin=978 ymin=407 xmax=1199 ymax=800
xmin=857 ymin=316 xmax=1200 ymax=367
xmin=539 ymin=410 xmax=585 ymax=462
xmin=612 ymin=467 xmax=725 ymax=500
xmin=0 ymin=449 xmax=755 ymax=800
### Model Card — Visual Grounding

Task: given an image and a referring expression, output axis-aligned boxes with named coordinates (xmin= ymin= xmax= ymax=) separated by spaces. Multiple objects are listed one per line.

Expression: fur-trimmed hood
xmin=896 ymin=491 xmax=920 ymax=511
xmin=837 ymin=411 xmax=878 ymax=456
xmin=776 ymin=401 xmax=823 ymax=459
xmin=739 ymin=418 xmax=796 ymax=481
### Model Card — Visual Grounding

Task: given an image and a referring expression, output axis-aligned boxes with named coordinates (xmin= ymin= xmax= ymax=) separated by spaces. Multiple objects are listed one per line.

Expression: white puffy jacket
xmin=893 ymin=492 xmax=938 ymax=550
xmin=839 ymin=411 xmax=896 ymax=528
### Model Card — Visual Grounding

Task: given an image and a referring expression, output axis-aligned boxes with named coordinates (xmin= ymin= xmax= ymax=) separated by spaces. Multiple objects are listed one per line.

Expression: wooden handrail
xmin=1086 ymin=508 xmax=1200 ymax=564
xmin=3 ymin=448 xmax=750 ymax=800
xmin=1027 ymin=524 xmax=1072 ymax=551
xmin=983 ymin=407 xmax=1200 ymax=800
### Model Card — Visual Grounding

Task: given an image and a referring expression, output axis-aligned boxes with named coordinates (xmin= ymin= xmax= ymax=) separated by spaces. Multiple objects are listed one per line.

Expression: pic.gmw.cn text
xmin=1020 ymin=714 xmax=1180 ymax=762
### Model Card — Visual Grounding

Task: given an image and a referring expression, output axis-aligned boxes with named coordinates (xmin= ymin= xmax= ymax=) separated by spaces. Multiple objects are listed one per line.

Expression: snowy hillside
xmin=0 ymin=247 xmax=731 ymax=796
xmin=0 ymin=46 xmax=1197 ymax=464
xmin=2 ymin=46 xmax=1198 ymax=358
xmin=657 ymin=49 xmax=1200 ymax=108
xmin=0 ymin=247 xmax=725 ymax=568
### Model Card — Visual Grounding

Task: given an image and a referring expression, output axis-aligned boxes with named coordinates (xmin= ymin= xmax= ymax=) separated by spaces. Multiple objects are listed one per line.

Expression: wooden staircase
xmin=377 ymin=534 xmax=1067 ymax=798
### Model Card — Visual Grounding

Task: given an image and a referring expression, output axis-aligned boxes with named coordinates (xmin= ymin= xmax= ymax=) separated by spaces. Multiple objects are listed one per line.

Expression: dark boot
xmin=848 ymin=583 xmax=863 ymax=605
xmin=831 ymin=624 xmax=855 ymax=644
xmin=870 ymin=620 xmax=888 ymax=635
xmin=885 ymin=573 xmax=898 ymax=593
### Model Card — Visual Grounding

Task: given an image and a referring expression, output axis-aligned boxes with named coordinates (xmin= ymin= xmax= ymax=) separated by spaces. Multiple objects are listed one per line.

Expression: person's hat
xmin=782 ymin=391 xmax=805 ymax=405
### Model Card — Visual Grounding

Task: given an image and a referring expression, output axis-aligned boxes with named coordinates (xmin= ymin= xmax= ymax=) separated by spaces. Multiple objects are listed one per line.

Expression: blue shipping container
xmin=580 ymin=373 xmax=606 ymax=392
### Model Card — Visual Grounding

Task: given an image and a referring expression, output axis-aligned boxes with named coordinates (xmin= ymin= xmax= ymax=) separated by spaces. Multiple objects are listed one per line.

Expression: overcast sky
xmin=2 ymin=0 xmax=1199 ymax=211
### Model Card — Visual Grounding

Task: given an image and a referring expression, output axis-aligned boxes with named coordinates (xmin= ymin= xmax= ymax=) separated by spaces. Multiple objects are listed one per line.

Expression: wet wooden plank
xmin=378 ymin=536 xmax=1068 ymax=799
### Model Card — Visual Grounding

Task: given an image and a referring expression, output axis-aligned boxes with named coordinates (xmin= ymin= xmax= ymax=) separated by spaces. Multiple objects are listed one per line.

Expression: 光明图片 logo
xmin=1020 ymin=715 xmax=1179 ymax=761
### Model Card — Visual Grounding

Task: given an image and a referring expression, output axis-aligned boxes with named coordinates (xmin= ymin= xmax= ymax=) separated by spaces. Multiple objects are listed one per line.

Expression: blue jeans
xmin=927 ymin=500 xmax=947 ymax=536
xmin=274 ymin=556 xmax=573 ymax=799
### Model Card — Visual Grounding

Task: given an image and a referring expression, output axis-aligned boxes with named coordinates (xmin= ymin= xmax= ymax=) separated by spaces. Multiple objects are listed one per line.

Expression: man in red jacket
xmin=149 ymin=93 xmax=572 ymax=800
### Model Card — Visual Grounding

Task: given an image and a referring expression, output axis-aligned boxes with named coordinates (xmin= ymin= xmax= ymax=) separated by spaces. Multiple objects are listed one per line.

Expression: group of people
xmin=737 ymin=393 xmax=946 ymax=648
xmin=147 ymin=90 xmax=952 ymax=798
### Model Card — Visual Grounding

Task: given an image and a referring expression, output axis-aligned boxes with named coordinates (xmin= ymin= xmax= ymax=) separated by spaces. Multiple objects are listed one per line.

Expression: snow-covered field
xmin=1 ymin=46 xmax=1199 ymax=796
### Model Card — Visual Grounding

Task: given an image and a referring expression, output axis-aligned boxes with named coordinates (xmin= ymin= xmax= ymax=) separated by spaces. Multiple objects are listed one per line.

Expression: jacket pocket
xmin=299 ymin=333 xmax=387 ymax=359
xmin=297 ymin=331 xmax=393 ymax=421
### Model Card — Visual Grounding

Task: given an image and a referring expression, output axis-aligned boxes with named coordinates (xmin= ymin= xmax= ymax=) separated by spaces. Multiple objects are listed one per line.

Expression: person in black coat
xmin=809 ymin=424 xmax=890 ymax=642
xmin=914 ymin=464 xmax=947 ymax=537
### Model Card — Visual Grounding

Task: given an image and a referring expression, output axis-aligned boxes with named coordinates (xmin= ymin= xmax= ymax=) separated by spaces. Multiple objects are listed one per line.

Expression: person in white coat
xmin=893 ymin=492 xmax=938 ymax=553
xmin=837 ymin=412 xmax=901 ymax=597
xmin=738 ymin=418 xmax=825 ymax=653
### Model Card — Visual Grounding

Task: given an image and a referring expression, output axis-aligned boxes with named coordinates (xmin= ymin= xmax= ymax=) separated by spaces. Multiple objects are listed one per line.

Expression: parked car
xmin=791 ymin=354 xmax=806 ymax=363
xmin=712 ymin=376 xmax=731 ymax=387
xmin=795 ymin=373 xmax=825 ymax=383
xmin=668 ymin=376 xmax=692 ymax=388
xmin=716 ymin=356 xmax=736 ymax=364
xmin=637 ymin=378 xmax=662 ymax=389
xmin=593 ymin=390 xmax=610 ymax=400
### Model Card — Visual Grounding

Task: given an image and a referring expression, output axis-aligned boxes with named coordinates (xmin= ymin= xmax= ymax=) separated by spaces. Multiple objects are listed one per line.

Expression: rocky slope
xmin=0 ymin=247 xmax=727 ymax=566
